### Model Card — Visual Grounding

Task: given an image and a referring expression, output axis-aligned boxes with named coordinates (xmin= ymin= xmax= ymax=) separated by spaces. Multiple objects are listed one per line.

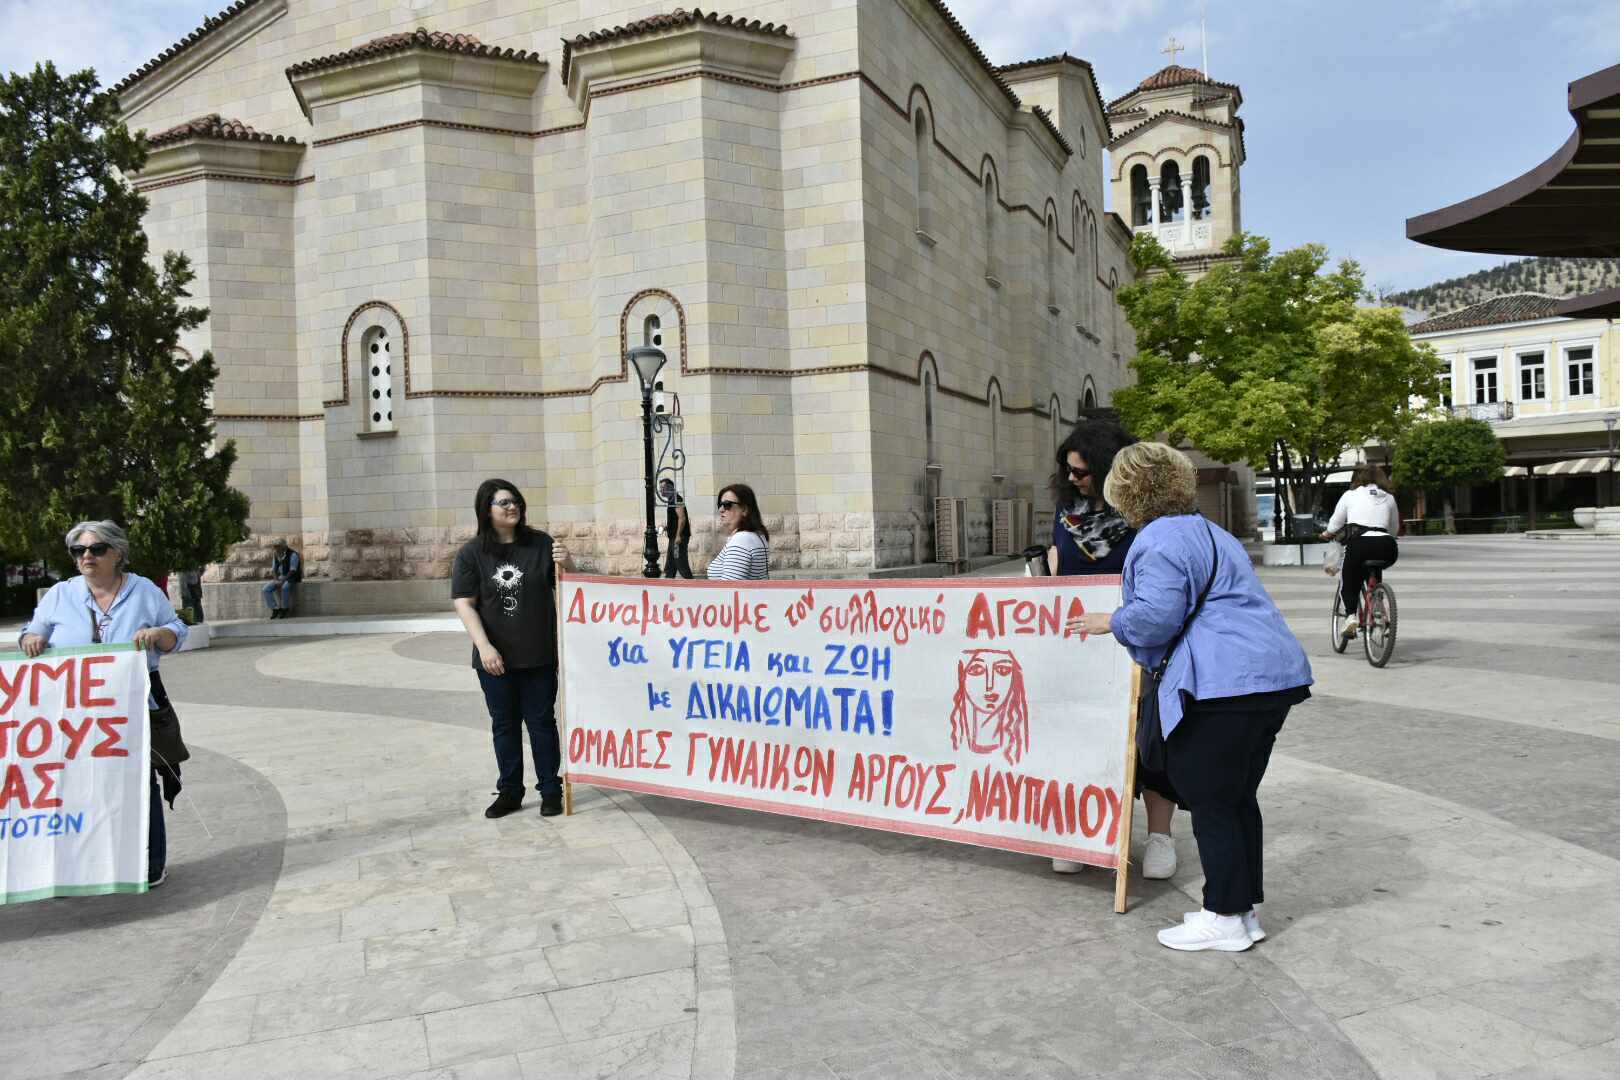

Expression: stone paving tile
xmin=382 ymin=1055 xmax=524 ymax=1080
xmin=132 ymin=1016 xmax=432 ymax=1079
xmin=517 ymin=1020 xmax=695 ymax=1079
xmin=422 ymin=994 xmax=563 ymax=1067
xmin=545 ymin=968 xmax=698 ymax=1042
xmin=363 ymin=904 xmax=631 ymax=974
xmin=542 ymin=924 xmax=696 ymax=988
xmin=1484 ymin=1038 xmax=1620 ymax=1080
xmin=341 ymin=894 xmax=459 ymax=941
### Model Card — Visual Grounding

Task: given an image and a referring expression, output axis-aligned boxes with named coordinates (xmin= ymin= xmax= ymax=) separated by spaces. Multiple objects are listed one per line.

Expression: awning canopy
xmin=1406 ymin=62 xmax=1620 ymax=271
xmin=1504 ymin=457 xmax=1618 ymax=477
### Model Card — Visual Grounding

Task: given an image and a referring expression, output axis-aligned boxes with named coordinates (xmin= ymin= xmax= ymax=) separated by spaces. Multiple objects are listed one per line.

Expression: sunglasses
xmin=491 ymin=498 xmax=521 ymax=509
xmin=70 ymin=543 xmax=112 ymax=558
xmin=717 ymin=500 xmax=740 ymax=511
xmin=1067 ymin=468 xmax=1092 ymax=480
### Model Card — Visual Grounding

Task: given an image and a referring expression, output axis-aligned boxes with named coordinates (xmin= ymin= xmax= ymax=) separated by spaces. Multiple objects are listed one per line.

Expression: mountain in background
xmin=1386 ymin=257 xmax=1620 ymax=317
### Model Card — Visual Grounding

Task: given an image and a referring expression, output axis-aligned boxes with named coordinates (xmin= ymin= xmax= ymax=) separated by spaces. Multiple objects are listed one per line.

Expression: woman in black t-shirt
xmin=451 ymin=478 xmax=573 ymax=819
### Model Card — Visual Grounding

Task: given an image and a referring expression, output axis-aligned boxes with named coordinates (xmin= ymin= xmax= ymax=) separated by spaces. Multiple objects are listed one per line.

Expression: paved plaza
xmin=4 ymin=536 xmax=1619 ymax=1080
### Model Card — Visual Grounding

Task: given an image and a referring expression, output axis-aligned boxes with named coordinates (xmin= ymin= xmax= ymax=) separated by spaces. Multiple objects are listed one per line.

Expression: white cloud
xmin=947 ymin=0 xmax=1168 ymax=64
xmin=0 ymin=0 xmax=202 ymax=86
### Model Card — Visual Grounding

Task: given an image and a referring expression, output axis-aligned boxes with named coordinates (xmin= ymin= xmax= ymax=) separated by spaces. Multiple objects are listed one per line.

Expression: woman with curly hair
xmin=1077 ymin=443 xmax=1311 ymax=952
xmin=1045 ymin=420 xmax=1180 ymax=881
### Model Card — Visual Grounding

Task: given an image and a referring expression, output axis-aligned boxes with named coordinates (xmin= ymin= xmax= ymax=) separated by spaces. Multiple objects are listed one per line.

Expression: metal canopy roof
xmin=1406 ymin=63 xmax=1620 ymax=260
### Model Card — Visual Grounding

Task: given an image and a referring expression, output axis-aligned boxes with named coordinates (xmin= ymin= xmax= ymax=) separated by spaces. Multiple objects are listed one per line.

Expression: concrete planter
xmin=177 ymin=623 xmax=212 ymax=652
xmin=1574 ymin=507 xmax=1597 ymax=530
xmin=1261 ymin=541 xmax=1331 ymax=567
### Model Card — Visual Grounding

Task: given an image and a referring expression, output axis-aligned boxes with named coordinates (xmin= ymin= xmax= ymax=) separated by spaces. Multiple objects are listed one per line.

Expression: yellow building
xmin=1408 ymin=293 xmax=1620 ymax=520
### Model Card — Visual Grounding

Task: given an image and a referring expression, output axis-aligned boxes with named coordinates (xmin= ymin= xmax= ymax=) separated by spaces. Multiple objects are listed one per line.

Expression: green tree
xmin=1114 ymin=233 xmax=1444 ymax=539
xmin=0 ymin=63 xmax=248 ymax=576
xmin=1390 ymin=417 xmax=1505 ymax=530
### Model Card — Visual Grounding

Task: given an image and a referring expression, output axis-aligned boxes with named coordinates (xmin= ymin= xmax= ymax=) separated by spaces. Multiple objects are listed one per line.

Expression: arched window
xmin=1073 ymin=200 xmax=1087 ymax=327
xmin=1083 ymin=380 xmax=1098 ymax=411
xmin=643 ymin=314 xmax=663 ymax=348
xmin=1159 ymin=161 xmax=1184 ymax=223
xmin=924 ymin=369 xmax=937 ymax=465
xmin=913 ymin=109 xmax=933 ymax=236
xmin=1045 ymin=213 xmax=1058 ymax=312
xmin=988 ymin=383 xmax=1003 ymax=482
xmin=1049 ymin=394 xmax=1062 ymax=452
xmin=983 ymin=171 xmax=1000 ymax=283
xmin=1130 ymin=164 xmax=1151 ymax=227
xmin=1192 ymin=156 xmax=1212 ymax=220
xmin=1088 ymin=214 xmax=1100 ymax=329
xmin=363 ymin=326 xmax=395 ymax=432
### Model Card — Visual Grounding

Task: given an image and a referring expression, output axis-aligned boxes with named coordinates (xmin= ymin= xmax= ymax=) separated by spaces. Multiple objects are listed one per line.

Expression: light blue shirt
xmin=21 ymin=574 xmax=188 ymax=707
xmin=1111 ymin=514 xmax=1312 ymax=738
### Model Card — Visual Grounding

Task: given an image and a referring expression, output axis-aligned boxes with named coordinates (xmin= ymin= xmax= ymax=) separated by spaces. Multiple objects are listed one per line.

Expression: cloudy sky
xmin=3 ymin=0 xmax=1616 ymax=291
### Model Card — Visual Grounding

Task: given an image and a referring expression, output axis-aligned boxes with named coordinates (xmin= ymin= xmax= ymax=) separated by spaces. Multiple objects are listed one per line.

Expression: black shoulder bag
xmin=1136 ymin=522 xmax=1219 ymax=774
xmin=92 ymin=609 xmax=190 ymax=769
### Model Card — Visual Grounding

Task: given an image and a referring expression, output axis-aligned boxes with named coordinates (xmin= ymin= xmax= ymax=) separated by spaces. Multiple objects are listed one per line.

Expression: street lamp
xmin=628 ymin=345 xmax=667 ymax=578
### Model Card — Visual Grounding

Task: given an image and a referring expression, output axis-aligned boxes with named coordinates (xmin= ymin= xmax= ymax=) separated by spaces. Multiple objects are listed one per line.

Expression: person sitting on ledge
xmin=262 ymin=539 xmax=302 ymax=619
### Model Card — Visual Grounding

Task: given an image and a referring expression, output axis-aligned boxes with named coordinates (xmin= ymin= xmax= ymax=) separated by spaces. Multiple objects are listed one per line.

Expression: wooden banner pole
xmin=1114 ymin=664 xmax=1143 ymax=914
xmin=556 ymin=568 xmax=573 ymax=816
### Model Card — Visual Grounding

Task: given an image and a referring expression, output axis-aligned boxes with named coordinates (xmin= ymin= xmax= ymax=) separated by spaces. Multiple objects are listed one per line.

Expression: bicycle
xmin=1330 ymin=559 xmax=1397 ymax=667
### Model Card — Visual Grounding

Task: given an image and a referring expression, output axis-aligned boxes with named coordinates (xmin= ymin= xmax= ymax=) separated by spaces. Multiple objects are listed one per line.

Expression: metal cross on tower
xmin=1162 ymin=35 xmax=1186 ymax=65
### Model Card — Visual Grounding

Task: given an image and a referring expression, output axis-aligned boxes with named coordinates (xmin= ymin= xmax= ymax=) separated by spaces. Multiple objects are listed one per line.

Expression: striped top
xmin=707 ymin=530 xmax=769 ymax=581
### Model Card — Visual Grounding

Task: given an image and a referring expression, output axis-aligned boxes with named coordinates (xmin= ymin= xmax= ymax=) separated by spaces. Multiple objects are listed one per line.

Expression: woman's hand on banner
xmin=132 ymin=626 xmax=178 ymax=652
xmin=1068 ymin=611 xmax=1113 ymax=637
xmin=552 ymin=544 xmax=575 ymax=571
xmin=20 ymin=633 xmax=48 ymax=657
xmin=479 ymin=643 xmax=506 ymax=676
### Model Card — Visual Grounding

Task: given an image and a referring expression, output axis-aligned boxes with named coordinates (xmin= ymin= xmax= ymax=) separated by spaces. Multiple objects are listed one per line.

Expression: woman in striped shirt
xmin=707 ymin=483 xmax=770 ymax=580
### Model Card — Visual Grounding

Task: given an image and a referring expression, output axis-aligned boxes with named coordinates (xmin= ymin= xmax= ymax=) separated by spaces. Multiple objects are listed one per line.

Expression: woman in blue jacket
xmin=1077 ymin=443 xmax=1311 ymax=952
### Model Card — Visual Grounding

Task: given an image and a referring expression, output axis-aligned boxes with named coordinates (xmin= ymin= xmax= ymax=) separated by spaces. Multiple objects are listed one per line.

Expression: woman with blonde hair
xmin=1075 ymin=443 xmax=1311 ymax=952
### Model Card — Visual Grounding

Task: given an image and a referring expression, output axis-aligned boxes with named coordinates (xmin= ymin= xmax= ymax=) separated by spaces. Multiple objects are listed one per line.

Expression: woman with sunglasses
xmin=20 ymin=521 xmax=189 ymax=889
xmin=707 ymin=484 xmax=769 ymax=581
xmin=1044 ymin=421 xmax=1178 ymax=882
xmin=451 ymin=479 xmax=573 ymax=819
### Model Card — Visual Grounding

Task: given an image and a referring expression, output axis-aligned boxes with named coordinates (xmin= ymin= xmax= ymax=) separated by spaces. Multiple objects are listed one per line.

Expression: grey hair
xmin=65 ymin=520 xmax=131 ymax=569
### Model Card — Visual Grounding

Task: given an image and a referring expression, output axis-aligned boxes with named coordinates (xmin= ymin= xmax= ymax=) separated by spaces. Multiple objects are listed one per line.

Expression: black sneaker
xmin=148 ymin=867 xmax=169 ymax=889
xmin=484 ymin=792 xmax=523 ymax=819
xmin=540 ymin=795 xmax=564 ymax=817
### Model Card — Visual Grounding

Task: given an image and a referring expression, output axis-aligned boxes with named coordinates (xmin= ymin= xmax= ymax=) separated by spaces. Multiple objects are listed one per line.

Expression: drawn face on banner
xmin=948 ymin=648 xmax=1030 ymax=766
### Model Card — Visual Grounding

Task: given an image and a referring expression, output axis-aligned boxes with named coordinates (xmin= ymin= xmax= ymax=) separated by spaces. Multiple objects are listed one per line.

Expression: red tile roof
xmin=113 ymin=0 xmax=272 ymax=96
xmin=561 ymin=8 xmax=792 ymax=83
xmin=1028 ymin=105 xmax=1073 ymax=155
xmin=146 ymin=114 xmax=303 ymax=148
xmin=1106 ymin=64 xmax=1242 ymax=112
xmin=1407 ymin=293 xmax=1565 ymax=334
xmin=918 ymin=1 xmax=1020 ymax=107
xmin=286 ymin=27 xmax=543 ymax=78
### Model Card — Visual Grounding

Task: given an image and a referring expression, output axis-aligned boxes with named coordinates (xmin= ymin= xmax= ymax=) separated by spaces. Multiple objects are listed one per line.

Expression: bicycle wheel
xmin=1330 ymin=585 xmax=1349 ymax=653
xmin=1362 ymin=582 xmax=1397 ymax=668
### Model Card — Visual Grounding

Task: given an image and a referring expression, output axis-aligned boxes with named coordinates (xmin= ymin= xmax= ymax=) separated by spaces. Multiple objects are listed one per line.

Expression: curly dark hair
xmin=1049 ymin=420 xmax=1138 ymax=509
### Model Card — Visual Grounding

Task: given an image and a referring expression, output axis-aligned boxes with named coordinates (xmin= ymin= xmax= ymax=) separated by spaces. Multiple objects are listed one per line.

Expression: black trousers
xmin=1165 ymin=699 xmax=1291 ymax=915
xmin=664 ymin=539 xmax=693 ymax=579
xmin=1342 ymin=534 xmax=1397 ymax=614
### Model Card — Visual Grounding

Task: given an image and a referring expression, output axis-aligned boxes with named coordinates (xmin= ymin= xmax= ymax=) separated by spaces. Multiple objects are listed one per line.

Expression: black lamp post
xmin=628 ymin=345 xmax=668 ymax=578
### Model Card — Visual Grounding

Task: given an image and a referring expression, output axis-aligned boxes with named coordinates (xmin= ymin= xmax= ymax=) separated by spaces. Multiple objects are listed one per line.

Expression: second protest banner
xmin=561 ymin=575 xmax=1133 ymax=870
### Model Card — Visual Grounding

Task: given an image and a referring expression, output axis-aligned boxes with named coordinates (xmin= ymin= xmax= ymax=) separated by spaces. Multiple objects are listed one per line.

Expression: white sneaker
xmin=1142 ymin=833 xmax=1177 ymax=880
xmin=1341 ymin=614 xmax=1359 ymax=638
xmin=1158 ymin=909 xmax=1252 ymax=952
xmin=1051 ymin=858 xmax=1085 ymax=874
xmin=1242 ymin=909 xmax=1265 ymax=942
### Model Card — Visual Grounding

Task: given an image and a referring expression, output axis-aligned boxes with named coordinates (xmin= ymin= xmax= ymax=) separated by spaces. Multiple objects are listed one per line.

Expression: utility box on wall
xmin=991 ymin=499 xmax=1031 ymax=556
xmin=934 ymin=497 xmax=968 ymax=565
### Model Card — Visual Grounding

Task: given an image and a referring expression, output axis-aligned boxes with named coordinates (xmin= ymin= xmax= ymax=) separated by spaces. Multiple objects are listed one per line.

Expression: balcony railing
xmin=1450 ymin=401 xmax=1515 ymax=422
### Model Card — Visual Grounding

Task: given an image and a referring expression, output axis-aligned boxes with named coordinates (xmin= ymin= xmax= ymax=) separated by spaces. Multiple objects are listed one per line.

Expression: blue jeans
xmin=476 ymin=666 xmax=562 ymax=798
xmin=149 ymin=771 xmax=166 ymax=882
xmin=262 ymin=580 xmax=296 ymax=611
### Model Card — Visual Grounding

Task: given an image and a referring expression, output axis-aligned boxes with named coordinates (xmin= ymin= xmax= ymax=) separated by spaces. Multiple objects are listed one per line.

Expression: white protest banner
xmin=0 ymin=644 xmax=151 ymax=904
xmin=560 ymin=575 xmax=1137 ymax=882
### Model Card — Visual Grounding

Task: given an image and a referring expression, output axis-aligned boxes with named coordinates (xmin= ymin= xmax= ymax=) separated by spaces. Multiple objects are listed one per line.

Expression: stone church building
xmin=114 ymin=1 xmax=1240 ymax=593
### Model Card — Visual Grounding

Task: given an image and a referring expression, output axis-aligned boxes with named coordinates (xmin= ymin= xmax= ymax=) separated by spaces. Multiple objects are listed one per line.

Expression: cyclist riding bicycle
xmin=1321 ymin=464 xmax=1400 ymax=639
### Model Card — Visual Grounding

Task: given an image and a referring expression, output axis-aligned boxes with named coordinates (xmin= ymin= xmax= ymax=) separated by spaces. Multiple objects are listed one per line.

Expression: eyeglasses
xmin=70 ymin=543 xmax=112 ymax=559
xmin=1067 ymin=468 xmax=1092 ymax=480
xmin=717 ymin=500 xmax=740 ymax=512
xmin=491 ymin=499 xmax=520 ymax=509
